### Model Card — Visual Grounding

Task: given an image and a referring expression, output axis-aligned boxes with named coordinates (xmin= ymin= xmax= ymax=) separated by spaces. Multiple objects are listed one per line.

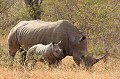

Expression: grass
xmin=0 ymin=31 xmax=120 ymax=79
xmin=0 ymin=57 xmax=120 ymax=79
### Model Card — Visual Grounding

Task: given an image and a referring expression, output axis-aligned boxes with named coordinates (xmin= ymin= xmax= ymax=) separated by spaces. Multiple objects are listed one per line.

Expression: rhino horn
xmin=83 ymin=54 xmax=106 ymax=68
xmin=89 ymin=54 xmax=107 ymax=66
xmin=94 ymin=54 xmax=106 ymax=63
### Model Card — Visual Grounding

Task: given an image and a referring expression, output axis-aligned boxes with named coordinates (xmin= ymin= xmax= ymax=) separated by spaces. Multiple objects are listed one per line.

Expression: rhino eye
xmin=80 ymin=36 xmax=86 ymax=41
xmin=81 ymin=55 xmax=85 ymax=58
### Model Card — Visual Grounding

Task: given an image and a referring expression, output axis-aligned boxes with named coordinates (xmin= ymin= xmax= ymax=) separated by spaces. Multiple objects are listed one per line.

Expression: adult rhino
xmin=8 ymin=20 xmax=105 ymax=67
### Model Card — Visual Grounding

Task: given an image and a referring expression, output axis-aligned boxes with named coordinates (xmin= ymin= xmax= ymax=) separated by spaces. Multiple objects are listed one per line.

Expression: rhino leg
xmin=8 ymin=49 xmax=19 ymax=66
xmin=8 ymin=36 xmax=20 ymax=66
xmin=24 ymin=50 xmax=37 ymax=67
xmin=24 ymin=58 xmax=37 ymax=70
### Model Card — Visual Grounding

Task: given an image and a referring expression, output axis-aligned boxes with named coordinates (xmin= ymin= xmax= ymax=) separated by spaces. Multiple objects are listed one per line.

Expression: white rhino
xmin=24 ymin=41 xmax=63 ymax=66
xmin=8 ymin=20 xmax=105 ymax=67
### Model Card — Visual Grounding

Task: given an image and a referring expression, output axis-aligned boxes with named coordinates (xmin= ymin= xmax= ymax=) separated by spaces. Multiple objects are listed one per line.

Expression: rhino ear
xmin=57 ymin=41 xmax=61 ymax=45
xmin=94 ymin=54 xmax=106 ymax=61
xmin=51 ymin=41 xmax=56 ymax=45
xmin=49 ymin=42 xmax=54 ymax=47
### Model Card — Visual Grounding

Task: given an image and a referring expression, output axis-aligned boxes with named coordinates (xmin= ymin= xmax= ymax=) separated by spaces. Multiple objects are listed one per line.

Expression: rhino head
xmin=71 ymin=32 xmax=87 ymax=66
xmin=50 ymin=41 xmax=64 ymax=58
xmin=70 ymin=32 xmax=106 ymax=67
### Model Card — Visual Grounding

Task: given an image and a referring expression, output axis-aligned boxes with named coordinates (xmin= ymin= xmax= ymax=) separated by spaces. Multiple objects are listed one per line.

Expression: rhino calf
xmin=24 ymin=41 xmax=63 ymax=67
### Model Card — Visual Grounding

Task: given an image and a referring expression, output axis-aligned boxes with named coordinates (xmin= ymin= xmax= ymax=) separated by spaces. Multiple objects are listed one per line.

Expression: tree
xmin=24 ymin=0 xmax=43 ymax=20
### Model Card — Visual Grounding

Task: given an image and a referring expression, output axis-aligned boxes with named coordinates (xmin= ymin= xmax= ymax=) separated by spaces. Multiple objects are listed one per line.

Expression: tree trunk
xmin=24 ymin=0 xmax=43 ymax=20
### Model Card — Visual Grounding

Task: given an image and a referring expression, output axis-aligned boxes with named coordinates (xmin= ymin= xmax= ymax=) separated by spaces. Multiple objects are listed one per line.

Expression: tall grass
xmin=0 ymin=56 xmax=120 ymax=79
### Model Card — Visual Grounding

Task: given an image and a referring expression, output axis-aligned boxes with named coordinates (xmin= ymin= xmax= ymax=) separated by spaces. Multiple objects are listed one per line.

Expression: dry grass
xmin=0 ymin=57 xmax=120 ymax=79
xmin=0 ymin=35 xmax=120 ymax=79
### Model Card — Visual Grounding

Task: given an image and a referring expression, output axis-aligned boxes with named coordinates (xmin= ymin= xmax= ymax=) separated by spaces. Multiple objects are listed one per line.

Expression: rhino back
xmin=17 ymin=21 xmax=57 ymax=49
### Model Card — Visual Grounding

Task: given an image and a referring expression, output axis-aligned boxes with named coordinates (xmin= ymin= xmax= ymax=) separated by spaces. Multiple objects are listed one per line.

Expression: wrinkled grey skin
xmin=25 ymin=41 xmax=64 ymax=66
xmin=8 ymin=20 xmax=105 ymax=67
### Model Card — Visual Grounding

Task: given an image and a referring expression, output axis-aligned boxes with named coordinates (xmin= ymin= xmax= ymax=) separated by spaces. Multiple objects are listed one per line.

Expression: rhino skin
xmin=8 ymin=20 xmax=105 ymax=67
xmin=25 ymin=42 xmax=64 ymax=66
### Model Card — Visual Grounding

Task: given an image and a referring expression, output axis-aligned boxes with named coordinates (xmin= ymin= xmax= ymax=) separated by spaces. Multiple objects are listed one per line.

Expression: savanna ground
xmin=0 ymin=30 xmax=120 ymax=79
